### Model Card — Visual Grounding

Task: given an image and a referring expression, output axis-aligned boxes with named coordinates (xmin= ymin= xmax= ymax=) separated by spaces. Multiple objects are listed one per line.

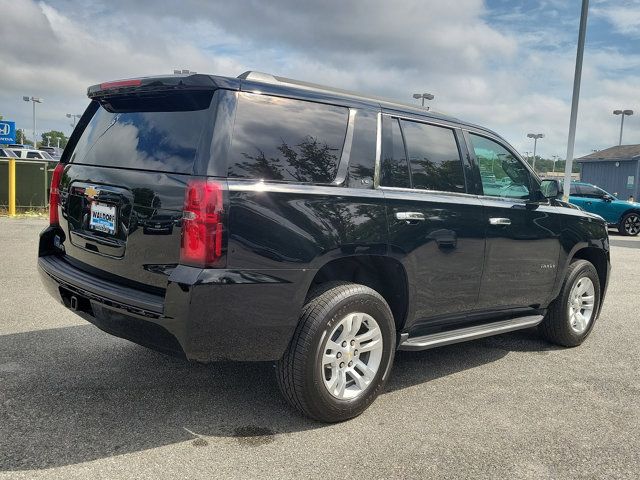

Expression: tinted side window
xmin=228 ymin=93 xmax=348 ymax=183
xmin=579 ymin=184 xmax=605 ymax=198
xmin=26 ymin=152 xmax=41 ymax=159
xmin=380 ymin=117 xmax=410 ymax=188
xmin=400 ymin=120 xmax=465 ymax=193
xmin=347 ymin=110 xmax=377 ymax=188
xmin=469 ymin=133 xmax=531 ymax=200
xmin=569 ymin=184 xmax=579 ymax=195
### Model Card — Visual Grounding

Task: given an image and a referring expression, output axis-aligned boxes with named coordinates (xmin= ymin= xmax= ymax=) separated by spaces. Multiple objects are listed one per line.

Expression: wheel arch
xmin=307 ymin=255 xmax=410 ymax=331
xmin=618 ymin=208 xmax=640 ymax=224
xmin=564 ymin=246 xmax=609 ymax=313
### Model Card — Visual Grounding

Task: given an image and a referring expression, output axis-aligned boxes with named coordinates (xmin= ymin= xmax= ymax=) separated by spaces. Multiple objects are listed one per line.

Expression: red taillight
xmin=49 ymin=163 xmax=64 ymax=225
xmin=99 ymin=79 xmax=142 ymax=90
xmin=180 ymin=179 xmax=226 ymax=268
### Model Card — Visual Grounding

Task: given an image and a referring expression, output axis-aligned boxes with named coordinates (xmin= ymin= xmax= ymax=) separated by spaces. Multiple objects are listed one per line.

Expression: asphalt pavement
xmin=1 ymin=218 xmax=639 ymax=479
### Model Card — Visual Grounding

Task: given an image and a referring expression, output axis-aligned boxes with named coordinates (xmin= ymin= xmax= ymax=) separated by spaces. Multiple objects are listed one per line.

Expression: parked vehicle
xmin=0 ymin=147 xmax=15 ymax=157
xmin=543 ymin=178 xmax=640 ymax=235
xmin=8 ymin=148 xmax=55 ymax=161
xmin=38 ymin=72 xmax=611 ymax=422
xmin=569 ymin=182 xmax=640 ymax=236
xmin=40 ymin=146 xmax=64 ymax=160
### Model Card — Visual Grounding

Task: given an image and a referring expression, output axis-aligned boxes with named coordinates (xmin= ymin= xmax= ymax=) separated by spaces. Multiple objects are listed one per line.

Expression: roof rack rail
xmin=237 ymin=71 xmax=364 ymax=98
xmin=237 ymin=71 xmax=279 ymax=83
xmin=236 ymin=70 xmax=450 ymax=117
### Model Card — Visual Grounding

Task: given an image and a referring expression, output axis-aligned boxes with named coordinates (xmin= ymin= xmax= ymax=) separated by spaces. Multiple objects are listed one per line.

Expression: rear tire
xmin=539 ymin=260 xmax=600 ymax=347
xmin=619 ymin=212 xmax=640 ymax=236
xmin=276 ymin=282 xmax=396 ymax=422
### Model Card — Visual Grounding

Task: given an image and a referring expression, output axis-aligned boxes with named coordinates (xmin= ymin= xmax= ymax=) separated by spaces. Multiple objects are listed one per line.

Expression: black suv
xmin=38 ymin=71 xmax=610 ymax=422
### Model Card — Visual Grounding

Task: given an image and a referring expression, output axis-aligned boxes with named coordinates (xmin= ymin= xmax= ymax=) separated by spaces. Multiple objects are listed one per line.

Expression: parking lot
xmin=1 ymin=217 xmax=639 ymax=479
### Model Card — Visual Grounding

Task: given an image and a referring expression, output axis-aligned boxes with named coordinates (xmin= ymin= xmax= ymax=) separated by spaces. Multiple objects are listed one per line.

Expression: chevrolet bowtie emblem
xmin=85 ymin=186 xmax=99 ymax=199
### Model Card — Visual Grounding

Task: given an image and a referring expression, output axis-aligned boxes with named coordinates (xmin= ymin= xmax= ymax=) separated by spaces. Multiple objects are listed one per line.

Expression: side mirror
xmin=602 ymin=194 xmax=613 ymax=202
xmin=539 ymin=179 xmax=560 ymax=199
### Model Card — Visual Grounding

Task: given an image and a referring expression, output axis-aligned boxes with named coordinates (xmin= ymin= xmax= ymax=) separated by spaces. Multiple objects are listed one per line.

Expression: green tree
xmin=14 ymin=129 xmax=33 ymax=146
xmin=526 ymin=156 xmax=580 ymax=175
xmin=40 ymin=130 xmax=69 ymax=149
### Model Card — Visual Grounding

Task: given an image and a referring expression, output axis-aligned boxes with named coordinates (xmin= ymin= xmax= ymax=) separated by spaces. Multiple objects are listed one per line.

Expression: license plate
xmin=89 ymin=202 xmax=117 ymax=235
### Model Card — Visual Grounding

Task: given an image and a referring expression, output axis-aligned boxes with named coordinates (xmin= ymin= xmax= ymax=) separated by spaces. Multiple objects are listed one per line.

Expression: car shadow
xmin=1 ymin=324 xmax=555 ymax=470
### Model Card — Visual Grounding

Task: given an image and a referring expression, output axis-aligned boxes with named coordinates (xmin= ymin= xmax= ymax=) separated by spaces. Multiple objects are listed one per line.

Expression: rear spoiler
xmin=87 ymin=74 xmax=219 ymax=99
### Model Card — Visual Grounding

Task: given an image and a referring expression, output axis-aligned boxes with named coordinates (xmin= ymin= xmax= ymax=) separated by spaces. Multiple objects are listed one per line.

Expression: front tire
xmin=539 ymin=259 xmax=600 ymax=347
xmin=619 ymin=212 xmax=640 ymax=236
xmin=276 ymin=282 xmax=396 ymax=422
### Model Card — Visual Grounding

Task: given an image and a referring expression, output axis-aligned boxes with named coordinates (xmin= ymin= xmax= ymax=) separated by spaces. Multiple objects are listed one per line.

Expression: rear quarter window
xmin=228 ymin=93 xmax=349 ymax=183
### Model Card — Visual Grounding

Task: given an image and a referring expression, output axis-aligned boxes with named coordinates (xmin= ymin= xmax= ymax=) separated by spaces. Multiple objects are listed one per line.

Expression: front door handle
xmin=489 ymin=217 xmax=511 ymax=226
xmin=396 ymin=212 xmax=425 ymax=222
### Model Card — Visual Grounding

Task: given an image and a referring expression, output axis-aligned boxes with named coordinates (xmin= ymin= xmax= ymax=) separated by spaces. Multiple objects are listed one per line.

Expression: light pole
xmin=563 ymin=0 xmax=589 ymax=202
xmin=412 ymin=92 xmax=434 ymax=108
xmin=613 ymin=109 xmax=633 ymax=145
xmin=524 ymin=151 xmax=531 ymax=165
xmin=66 ymin=113 xmax=81 ymax=129
xmin=552 ymin=155 xmax=559 ymax=173
xmin=46 ymin=135 xmax=51 ymax=147
xmin=527 ymin=133 xmax=544 ymax=171
xmin=23 ymin=96 xmax=43 ymax=148
xmin=56 ymin=137 xmax=61 ymax=148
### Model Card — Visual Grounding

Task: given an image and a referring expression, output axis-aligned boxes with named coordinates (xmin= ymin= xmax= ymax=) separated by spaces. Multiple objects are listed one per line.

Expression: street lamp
xmin=527 ymin=133 xmax=544 ymax=170
xmin=66 ymin=113 xmax=81 ymax=129
xmin=412 ymin=92 xmax=435 ymax=108
xmin=45 ymin=135 xmax=51 ymax=147
xmin=57 ymin=137 xmax=61 ymax=148
xmin=552 ymin=155 xmax=559 ymax=173
xmin=613 ymin=109 xmax=633 ymax=146
xmin=23 ymin=96 xmax=43 ymax=148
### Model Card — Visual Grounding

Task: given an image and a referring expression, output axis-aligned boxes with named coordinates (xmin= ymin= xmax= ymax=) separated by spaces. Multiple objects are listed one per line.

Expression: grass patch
xmin=0 ymin=206 xmax=48 ymax=218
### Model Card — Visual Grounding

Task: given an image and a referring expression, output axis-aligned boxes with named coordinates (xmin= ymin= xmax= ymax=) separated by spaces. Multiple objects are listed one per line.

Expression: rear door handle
xmin=489 ymin=217 xmax=511 ymax=226
xmin=396 ymin=212 xmax=425 ymax=222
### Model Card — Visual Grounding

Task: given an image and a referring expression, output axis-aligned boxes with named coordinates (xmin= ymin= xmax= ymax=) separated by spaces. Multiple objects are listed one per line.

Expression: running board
xmin=398 ymin=315 xmax=544 ymax=351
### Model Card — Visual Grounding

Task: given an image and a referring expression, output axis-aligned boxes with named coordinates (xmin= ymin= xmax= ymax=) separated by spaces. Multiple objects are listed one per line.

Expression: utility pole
xmin=412 ymin=93 xmax=435 ymax=108
xmin=23 ymin=96 xmax=43 ymax=148
xmin=527 ymin=133 xmax=544 ymax=171
xmin=613 ymin=110 xmax=634 ymax=145
xmin=66 ymin=113 xmax=81 ymax=129
xmin=563 ymin=0 xmax=589 ymax=202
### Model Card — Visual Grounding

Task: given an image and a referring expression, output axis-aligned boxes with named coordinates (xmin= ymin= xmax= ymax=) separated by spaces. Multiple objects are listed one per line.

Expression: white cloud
xmin=0 ymin=0 xmax=638 ymax=159
xmin=593 ymin=1 xmax=640 ymax=36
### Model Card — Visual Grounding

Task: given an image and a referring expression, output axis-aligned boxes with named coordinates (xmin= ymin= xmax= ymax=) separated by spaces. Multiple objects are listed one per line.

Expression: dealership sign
xmin=0 ymin=121 xmax=16 ymax=144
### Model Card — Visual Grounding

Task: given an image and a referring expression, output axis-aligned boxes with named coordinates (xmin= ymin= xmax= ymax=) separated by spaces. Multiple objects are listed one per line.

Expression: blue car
xmin=569 ymin=182 xmax=640 ymax=236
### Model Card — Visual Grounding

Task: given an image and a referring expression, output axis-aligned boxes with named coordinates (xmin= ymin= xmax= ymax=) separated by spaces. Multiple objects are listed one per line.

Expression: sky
xmin=0 ymin=0 xmax=638 ymax=159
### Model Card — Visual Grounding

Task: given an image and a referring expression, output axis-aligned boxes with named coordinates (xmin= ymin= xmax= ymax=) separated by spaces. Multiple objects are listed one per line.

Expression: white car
xmin=6 ymin=148 xmax=55 ymax=161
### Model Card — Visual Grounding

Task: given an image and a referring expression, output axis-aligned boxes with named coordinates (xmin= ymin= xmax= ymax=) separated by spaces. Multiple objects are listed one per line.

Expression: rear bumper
xmin=38 ymin=254 xmax=311 ymax=362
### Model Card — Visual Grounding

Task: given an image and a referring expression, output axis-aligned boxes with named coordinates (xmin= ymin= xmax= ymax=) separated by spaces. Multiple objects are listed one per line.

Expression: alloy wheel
xmin=567 ymin=276 xmax=596 ymax=334
xmin=624 ymin=214 xmax=640 ymax=235
xmin=321 ymin=312 xmax=384 ymax=400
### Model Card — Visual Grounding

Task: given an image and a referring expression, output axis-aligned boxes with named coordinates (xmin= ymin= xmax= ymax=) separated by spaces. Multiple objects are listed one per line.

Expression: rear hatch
xmin=58 ymin=76 xmax=217 ymax=290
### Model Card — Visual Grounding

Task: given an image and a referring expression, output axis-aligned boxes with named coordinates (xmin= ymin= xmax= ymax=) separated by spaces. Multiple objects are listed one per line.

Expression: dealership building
xmin=577 ymin=144 xmax=640 ymax=200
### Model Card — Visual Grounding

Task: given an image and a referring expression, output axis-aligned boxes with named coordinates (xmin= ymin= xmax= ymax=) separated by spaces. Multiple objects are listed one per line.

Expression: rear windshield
xmin=69 ymin=91 xmax=213 ymax=174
